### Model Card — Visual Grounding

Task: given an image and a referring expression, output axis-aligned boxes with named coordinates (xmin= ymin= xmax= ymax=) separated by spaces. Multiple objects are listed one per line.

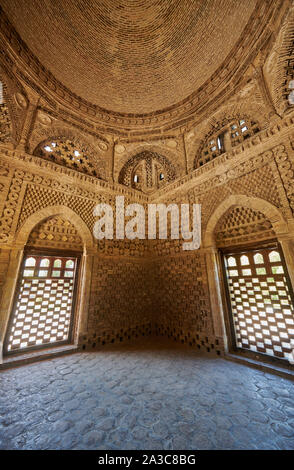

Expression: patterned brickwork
xmin=0 ymin=10 xmax=294 ymax=363
xmin=151 ymin=253 xmax=213 ymax=336
xmin=0 ymin=0 xmax=287 ymax=141
xmin=79 ymin=323 xmax=152 ymax=351
xmin=195 ymin=116 xmax=260 ymax=169
xmin=266 ymin=6 xmax=294 ymax=115
xmin=0 ymin=0 xmax=292 ymax=368
xmin=118 ymin=151 xmax=177 ymax=193
xmin=228 ymin=166 xmax=281 ymax=208
xmin=0 ymin=0 xmax=256 ymax=115
xmin=0 ymin=72 xmax=27 ymax=146
xmin=0 ymin=101 xmax=12 ymax=143
xmin=150 ymin=239 xmax=183 ymax=257
xmin=96 ymin=239 xmax=149 ymax=258
xmin=274 ymin=144 xmax=294 ymax=214
xmin=18 ymin=182 xmax=150 ymax=256
xmin=0 ymin=168 xmax=22 ymax=243
xmin=27 ymin=216 xmax=83 ymax=251
xmin=18 ymin=184 xmax=96 ymax=232
xmin=153 ymin=325 xmax=224 ymax=356
xmin=196 ymin=164 xmax=282 ymax=231
xmin=216 ymin=206 xmax=274 ymax=247
xmin=86 ymin=251 xmax=222 ymax=353
xmin=34 ymin=138 xmax=106 ymax=179
xmin=0 ymin=248 xmax=10 ymax=311
xmin=87 ymin=257 xmax=152 ymax=339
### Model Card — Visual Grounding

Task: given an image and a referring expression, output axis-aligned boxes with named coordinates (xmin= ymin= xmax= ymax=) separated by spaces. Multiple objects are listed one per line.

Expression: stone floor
xmin=0 ymin=339 xmax=294 ymax=450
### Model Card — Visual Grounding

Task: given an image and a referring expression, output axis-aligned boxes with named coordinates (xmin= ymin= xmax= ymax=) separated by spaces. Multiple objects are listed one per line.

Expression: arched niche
xmin=14 ymin=205 xmax=94 ymax=252
xmin=204 ymin=195 xmax=288 ymax=248
xmin=202 ymin=195 xmax=292 ymax=350
xmin=118 ymin=150 xmax=176 ymax=193
xmin=214 ymin=205 xmax=275 ymax=248
xmin=0 ymin=206 xmax=94 ymax=361
xmin=33 ymin=136 xmax=106 ymax=179
xmin=194 ymin=115 xmax=261 ymax=169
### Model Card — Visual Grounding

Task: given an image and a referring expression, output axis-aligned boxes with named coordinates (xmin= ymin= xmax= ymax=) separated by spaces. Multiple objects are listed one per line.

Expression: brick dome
xmin=1 ymin=0 xmax=257 ymax=114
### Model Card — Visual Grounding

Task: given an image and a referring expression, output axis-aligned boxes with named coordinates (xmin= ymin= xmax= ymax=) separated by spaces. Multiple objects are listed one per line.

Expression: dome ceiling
xmin=1 ymin=0 xmax=257 ymax=115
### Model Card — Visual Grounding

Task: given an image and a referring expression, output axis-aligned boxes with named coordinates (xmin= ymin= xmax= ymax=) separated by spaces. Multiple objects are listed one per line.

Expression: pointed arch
xmin=14 ymin=205 xmax=94 ymax=251
xmin=204 ymin=195 xmax=288 ymax=247
xmin=115 ymin=143 xmax=181 ymax=181
xmin=118 ymin=150 xmax=177 ymax=191
xmin=0 ymin=206 xmax=94 ymax=356
xmin=29 ymin=123 xmax=108 ymax=155
xmin=30 ymin=126 xmax=108 ymax=179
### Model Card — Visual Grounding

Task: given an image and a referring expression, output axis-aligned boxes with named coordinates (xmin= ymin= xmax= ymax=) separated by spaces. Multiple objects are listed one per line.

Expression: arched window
xmin=5 ymin=253 xmax=79 ymax=353
xmin=118 ymin=151 xmax=176 ymax=193
xmin=240 ymin=255 xmax=249 ymax=266
xmin=223 ymin=246 xmax=294 ymax=361
xmin=196 ymin=132 xmax=225 ymax=167
xmin=195 ymin=117 xmax=260 ymax=168
xmin=253 ymin=253 xmax=264 ymax=264
xmin=34 ymin=138 xmax=102 ymax=178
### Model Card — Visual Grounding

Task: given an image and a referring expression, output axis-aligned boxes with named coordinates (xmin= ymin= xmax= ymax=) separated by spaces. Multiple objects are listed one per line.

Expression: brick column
xmin=204 ymin=246 xmax=227 ymax=350
xmin=277 ymin=235 xmax=294 ymax=363
xmin=17 ymin=96 xmax=39 ymax=151
xmin=223 ymin=131 xmax=231 ymax=153
xmin=0 ymin=246 xmax=23 ymax=363
xmin=75 ymin=250 xmax=94 ymax=340
xmin=278 ymin=235 xmax=294 ymax=293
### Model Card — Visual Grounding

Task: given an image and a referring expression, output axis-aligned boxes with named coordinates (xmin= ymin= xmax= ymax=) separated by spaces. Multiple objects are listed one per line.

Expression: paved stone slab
xmin=0 ymin=339 xmax=294 ymax=450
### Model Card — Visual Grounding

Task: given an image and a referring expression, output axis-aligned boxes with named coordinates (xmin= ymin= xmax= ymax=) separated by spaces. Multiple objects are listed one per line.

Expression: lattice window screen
xmin=5 ymin=254 xmax=78 ymax=353
xmin=224 ymin=247 xmax=294 ymax=360
xmin=195 ymin=118 xmax=260 ymax=168
xmin=35 ymin=139 xmax=101 ymax=178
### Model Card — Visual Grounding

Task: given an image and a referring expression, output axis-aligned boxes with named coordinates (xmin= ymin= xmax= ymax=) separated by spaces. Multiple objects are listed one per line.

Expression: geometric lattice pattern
xmin=152 ymin=254 xmax=212 ymax=334
xmin=228 ymin=165 xmax=281 ymax=209
xmin=118 ymin=151 xmax=176 ymax=193
xmin=27 ymin=216 xmax=83 ymax=251
xmin=5 ymin=254 xmax=77 ymax=353
xmin=224 ymin=247 xmax=294 ymax=360
xmin=0 ymin=101 xmax=12 ymax=143
xmin=18 ymin=184 xmax=96 ymax=233
xmin=283 ymin=37 xmax=294 ymax=108
xmin=217 ymin=206 xmax=270 ymax=232
xmin=229 ymin=118 xmax=260 ymax=147
xmin=34 ymin=138 xmax=102 ymax=178
xmin=195 ymin=117 xmax=260 ymax=168
xmin=216 ymin=206 xmax=273 ymax=246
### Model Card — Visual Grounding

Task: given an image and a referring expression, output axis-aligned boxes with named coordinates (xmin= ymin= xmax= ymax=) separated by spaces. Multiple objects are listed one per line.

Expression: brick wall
xmin=151 ymin=252 xmax=224 ymax=355
xmin=81 ymin=257 xmax=152 ymax=350
xmin=0 ymin=248 xmax=10 ymax=309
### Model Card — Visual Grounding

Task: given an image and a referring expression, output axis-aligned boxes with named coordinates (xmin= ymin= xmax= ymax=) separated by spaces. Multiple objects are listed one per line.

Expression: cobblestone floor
xmin=0 ymin=339 xmax=294 ymax=450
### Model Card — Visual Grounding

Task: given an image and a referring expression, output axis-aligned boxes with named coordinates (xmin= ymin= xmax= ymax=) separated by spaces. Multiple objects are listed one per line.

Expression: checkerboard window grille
xmin=5 ymin=254 xmax=78 ymax=353
xmin=224 ymin=247 xmax=294 ymax=360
